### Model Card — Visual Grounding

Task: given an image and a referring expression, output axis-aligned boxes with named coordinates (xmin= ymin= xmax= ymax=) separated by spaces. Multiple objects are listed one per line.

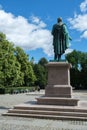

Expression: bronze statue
xmin=52 ymin=17 xmax=72 ymax=61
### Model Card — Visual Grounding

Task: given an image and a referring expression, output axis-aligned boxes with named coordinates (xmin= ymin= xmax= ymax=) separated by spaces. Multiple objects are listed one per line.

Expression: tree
xmin=66 ymin=50 xmax=87 ymax=89
xmin=79 ymin=52 xmax=87 ymax=89
xmin=65 ymin=50 xmax=81 ymax=70
xmin=15 ymin=46 xmax=36 ymax=86
xmin=0 ymin=33 xmax=23 ymax=87
xmin=33 ymin=57 xmax=48 ymax=89
xmin=0 ymin=32 xmax=36 ymax=87
xmin=38 ymin=57 xmax=48 ymax=67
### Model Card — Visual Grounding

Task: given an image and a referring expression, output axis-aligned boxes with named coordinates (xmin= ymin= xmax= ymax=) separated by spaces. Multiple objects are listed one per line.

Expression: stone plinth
xmin=45 ymin=85 xmax=72 ymax=98
xmin=45 ymin=62 xmax=72 ymax=98
xmin=36 ymin=97 xmax=79 ymax=106
xmin=47 ymin=62 xmax=71 ymax=85
xmin=37 ymin=62 xmax=79 ymax=106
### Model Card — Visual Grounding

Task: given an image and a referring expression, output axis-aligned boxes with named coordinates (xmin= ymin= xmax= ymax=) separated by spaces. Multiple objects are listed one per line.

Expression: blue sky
xmin=0 ymin=0 xmax=87 ymax=62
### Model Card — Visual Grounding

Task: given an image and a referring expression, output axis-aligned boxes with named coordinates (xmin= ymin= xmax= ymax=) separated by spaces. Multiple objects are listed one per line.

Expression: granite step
xmin=3 ymin=102 xmax=87 ymax=121
xmin=8 ymin=109 xmax=87 ymax=117
xmin=3 ymin=112 xmax=87 ymax=121
xmin=36 ymin=97 xmax=79 ymax=106
xmin=14 ymin=105 xmax=87 ymax=113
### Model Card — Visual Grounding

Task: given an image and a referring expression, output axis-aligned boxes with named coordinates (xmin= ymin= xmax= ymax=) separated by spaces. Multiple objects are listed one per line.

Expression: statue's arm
xmin=63 ymin=24 xmax=72 ymax=41
xmin=63 ymin=24 xmax=68 ymax=34
xmin=51 ymin=25 xmax=56 ymax=36
xmin=51 ymin=27 xmax=54 ymax=35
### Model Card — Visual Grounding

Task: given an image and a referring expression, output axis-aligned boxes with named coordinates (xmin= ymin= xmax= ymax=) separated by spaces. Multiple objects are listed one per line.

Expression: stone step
xmin=3 ymin=112 xmax=87 ymax=121
xmin=8 ymin=109 xmax=87 ymax=117
xmin=3 ymin=101 xmax=87 ymax=121
xmin=36 ymin=97 xmax=79 ymax=106
xmin=14 ymin=105 xmax=87 ymax=113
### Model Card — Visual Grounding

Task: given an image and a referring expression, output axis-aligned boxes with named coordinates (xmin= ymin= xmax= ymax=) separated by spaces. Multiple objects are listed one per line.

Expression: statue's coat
xmin=52 ymin=23 xmax=71 ymax=56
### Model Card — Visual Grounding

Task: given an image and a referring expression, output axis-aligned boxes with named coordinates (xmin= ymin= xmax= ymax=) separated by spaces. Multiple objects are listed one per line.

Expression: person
xmin=52 ymin=17 xmax=72 ymax=61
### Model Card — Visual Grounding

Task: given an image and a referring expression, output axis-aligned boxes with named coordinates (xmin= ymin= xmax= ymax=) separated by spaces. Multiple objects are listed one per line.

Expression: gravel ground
xmin=0 ymin=90 xmax=87 ymax=130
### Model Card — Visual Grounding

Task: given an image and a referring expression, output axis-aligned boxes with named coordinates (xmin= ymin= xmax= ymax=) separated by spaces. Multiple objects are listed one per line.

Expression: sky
xmin=0 ymin=0 xmax=87 ymax=62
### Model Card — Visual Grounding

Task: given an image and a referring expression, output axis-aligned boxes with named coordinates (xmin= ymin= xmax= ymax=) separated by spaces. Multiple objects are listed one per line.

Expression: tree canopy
xmin=66 ymin=50 xmax=87 ymax=89
xmin=33 ymin=57 xmax=48 ymax=89
xmin=0 ymin=32 xmax=36 ymax=87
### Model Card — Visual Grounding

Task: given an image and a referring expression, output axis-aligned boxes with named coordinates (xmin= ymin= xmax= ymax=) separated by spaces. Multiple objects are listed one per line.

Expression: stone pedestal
xmin=45 ymin=62 xmax=72 ymax=98
xmin=37 ymin=62 xmax=79 ymax=106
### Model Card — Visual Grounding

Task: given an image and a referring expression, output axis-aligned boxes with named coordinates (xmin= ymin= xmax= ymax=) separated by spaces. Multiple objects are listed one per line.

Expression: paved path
xmin=0 ymin=90 xmax=87 ymax=130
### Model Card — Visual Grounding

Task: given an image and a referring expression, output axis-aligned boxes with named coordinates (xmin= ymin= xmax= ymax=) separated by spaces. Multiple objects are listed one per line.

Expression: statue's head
xmin=57 ymin=17 xmax=62 ymax=23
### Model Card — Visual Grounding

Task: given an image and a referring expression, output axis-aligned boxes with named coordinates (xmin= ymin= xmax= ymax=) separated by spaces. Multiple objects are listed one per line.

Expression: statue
xmin=52 ymin=17 xmax=72 ymax=61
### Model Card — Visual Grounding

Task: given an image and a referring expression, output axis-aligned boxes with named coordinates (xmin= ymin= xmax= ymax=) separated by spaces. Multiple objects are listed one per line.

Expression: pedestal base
xmin=45 ymin=85 xmax=72 ymax=98
xmin=36 ymin=97 xmax=79 ymax=106
xmin=37 ymin=62 xmax=79 ymax=106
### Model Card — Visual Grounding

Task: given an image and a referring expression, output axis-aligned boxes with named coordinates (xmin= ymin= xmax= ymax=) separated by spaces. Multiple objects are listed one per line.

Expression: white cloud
xmin=65 ymin=48 xmax=73 ymax=54
xmin=30 ymin=15 xmax=46 ymax=28
xmin=80 ymin=0 xmax=87 ymax=12
xmin=68 ymin=14 xmax=87 ymax=32
xmin=0 ymin=9 xmax=53 ymax=56
xmin=68 ymin=0 xmax=87 ymax=39
xmin=30 ymin=15 xmax=40 ymax=24
xmin=80 ymin=30 xmax=87 ymax=38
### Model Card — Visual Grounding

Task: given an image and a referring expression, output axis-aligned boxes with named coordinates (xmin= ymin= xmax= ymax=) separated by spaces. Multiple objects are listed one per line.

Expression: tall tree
xmin=33 ymin=57 xmax=48 ymax=89
xmin=38 ymin=57 xmax=48 ymax=67
xmin=66 ymin=50 xmax=87 ymax=89
xmin=15 ymin=46 xmax=36 ymax=86
xmin=0 ymin=33 xmax=23 ymax=87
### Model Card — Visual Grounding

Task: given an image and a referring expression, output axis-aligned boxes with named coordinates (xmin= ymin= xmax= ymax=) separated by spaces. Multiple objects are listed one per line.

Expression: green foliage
xmin=15 ymin=46 xmax=36 ymax=86
xmin=33 ymin=57 xmax=48 ymax=89
xmin=38 ymin=57 xmax=48 ymax=67
xmin=0 ymin=87 xmax=5 ymax=94
xmin=0 ymin=33 xmax=24 ymax=87
xmin=5 ymin=86 xmax=35 ymax=94
xmin=65 ymin=50 xmax=81 ymax=70
xmin=0 ymin=32 xmax=36 ymax=87
xmin=66 ymin=50 xmax=87 ymax=89
xmin=0 ymin=32 xmax=47 ymax=90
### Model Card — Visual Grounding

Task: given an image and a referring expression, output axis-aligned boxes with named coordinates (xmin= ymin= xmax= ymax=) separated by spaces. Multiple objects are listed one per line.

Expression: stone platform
xmin=37 ymin=62 xmax=79 ymax=106
xmin=3 ymin=101 xmax=87 ymax=121
xmin=36 ymin=97 xmax=79 ymax=106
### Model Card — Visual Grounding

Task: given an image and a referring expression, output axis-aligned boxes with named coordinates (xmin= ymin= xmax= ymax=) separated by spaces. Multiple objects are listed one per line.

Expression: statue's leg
xmin=58 ymin=54 xmax=61 ymax=61
xmin=54 ymin=54 xmax=57 ymax=60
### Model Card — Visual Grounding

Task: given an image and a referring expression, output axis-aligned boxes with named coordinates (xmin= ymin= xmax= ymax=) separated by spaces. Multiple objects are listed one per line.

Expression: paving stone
xmin=0 ymin=90 xmax=87 ymax=130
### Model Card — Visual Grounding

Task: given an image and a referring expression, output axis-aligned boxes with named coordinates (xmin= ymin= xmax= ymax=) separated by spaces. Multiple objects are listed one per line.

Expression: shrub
xmin=0 ymin=87 xmax=5 ymax=94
